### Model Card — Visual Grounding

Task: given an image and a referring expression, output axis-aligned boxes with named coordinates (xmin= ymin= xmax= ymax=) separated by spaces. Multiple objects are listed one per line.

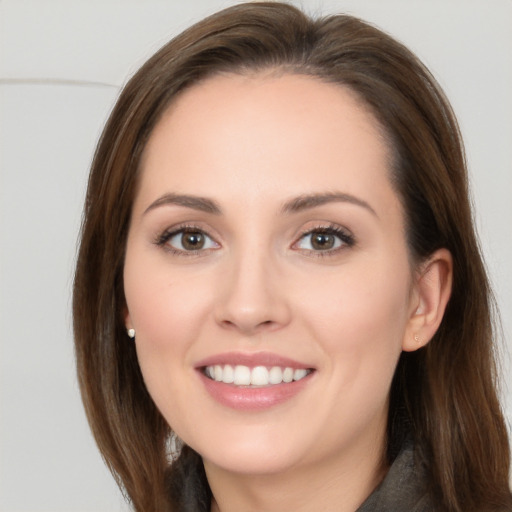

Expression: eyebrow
xmin=281 ymin=192 xmax=378 ymax=217
xmin=144 ymin=193 xmax=222 ymax=215
xmin=143 ymin=191 xmax=377 ymax=217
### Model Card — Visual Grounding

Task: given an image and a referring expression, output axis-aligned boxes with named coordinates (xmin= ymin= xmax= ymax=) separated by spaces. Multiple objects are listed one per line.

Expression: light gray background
xmin=1 ymin=1 xmax=511 ymax=510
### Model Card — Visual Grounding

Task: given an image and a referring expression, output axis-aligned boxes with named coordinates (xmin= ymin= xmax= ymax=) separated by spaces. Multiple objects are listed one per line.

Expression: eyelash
xmin=154 ymin=224 xmax=218 ymax=257
xmin=294 ymin=224 xmax=355 ymax=257
xmin=154 ymin=223 xmax=355 ymax=257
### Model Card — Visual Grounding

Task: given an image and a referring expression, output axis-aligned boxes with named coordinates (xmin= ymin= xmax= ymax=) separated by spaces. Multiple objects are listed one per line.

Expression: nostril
xmin=218 ymin=317 xmax=277 ymax=334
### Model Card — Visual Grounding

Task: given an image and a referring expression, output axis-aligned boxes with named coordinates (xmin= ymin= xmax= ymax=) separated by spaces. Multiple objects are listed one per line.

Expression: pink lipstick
xmin=195 ymin=352 xmax=315 ymax=410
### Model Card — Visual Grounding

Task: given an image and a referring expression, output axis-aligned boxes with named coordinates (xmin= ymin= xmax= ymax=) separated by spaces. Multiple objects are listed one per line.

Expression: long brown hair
xmin=73 ymin=3 xmax=512 ymax=511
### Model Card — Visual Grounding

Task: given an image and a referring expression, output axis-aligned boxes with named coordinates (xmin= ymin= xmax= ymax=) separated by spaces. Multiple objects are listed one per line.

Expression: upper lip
xmin=195 ymin=351 xmax=314 ymax=370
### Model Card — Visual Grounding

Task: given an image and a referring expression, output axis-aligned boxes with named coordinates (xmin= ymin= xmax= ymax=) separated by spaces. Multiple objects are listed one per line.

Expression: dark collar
xmin=356 ymin=442 xmax=432 ymax=512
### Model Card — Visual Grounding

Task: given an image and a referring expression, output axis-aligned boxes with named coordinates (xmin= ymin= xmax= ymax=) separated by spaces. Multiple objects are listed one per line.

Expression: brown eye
xmin=294 ymin=227 xmax=354 ymax=253
xmin=163 ymin=229 xmax=219 ymax=252
xmin=181 ymin=232 xmax=205 ymax=250
xmin=310 ymin=233 xmax=336 ymax=250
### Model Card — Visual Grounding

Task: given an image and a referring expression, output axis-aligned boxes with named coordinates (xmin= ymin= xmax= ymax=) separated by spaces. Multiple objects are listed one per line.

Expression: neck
xmin=206 ymin=431 xmax=388 ymax=512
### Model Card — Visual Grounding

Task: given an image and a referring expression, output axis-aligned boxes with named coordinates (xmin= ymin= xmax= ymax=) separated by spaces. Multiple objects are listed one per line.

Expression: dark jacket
xmin=357 ymin=442 xmax=432 ymax=512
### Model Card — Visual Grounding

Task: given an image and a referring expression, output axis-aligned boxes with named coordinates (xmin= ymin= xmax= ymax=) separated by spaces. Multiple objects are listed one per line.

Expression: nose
xmin=214 ymin=247 xmax=291 ymax=336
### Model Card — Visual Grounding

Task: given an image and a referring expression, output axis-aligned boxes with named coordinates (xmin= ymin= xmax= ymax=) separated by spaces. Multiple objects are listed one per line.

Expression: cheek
xmin=124 ymin=258 xmax=210 ymax=344
xmin=123 ymin=259 xmax=215 ymax=425
xmin=122 ymin=252 xmax=218 ymax=400
xmin=301 ymin=257 xmax=411 ymax=379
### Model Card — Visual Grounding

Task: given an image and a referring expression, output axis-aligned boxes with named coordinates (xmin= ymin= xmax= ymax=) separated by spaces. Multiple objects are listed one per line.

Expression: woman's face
xmin=124 ymin=73 xmax=421 ymax=476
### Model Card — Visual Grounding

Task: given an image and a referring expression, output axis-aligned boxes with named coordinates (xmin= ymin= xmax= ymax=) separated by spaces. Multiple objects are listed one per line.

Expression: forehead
xmin=137 ymin=73 xmax=395 ymax=211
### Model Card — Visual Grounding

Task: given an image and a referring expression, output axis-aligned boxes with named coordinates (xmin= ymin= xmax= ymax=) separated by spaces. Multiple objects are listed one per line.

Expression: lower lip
xmin=198 ymin=371 xmax=313 ymax=411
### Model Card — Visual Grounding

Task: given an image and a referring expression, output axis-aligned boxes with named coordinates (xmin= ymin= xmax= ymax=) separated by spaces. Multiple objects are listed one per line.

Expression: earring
xmin=127 ymin=328 xmax=135 ymax=339
xmin=414 ymin=334 xmax=421 ymax=344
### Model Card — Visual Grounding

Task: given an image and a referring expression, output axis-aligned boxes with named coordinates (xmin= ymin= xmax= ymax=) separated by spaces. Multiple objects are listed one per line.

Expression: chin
xmin=183 ymin=425 xmax=306 ymax=476
xmin=201 ymin=445 xmax=299 ymax=476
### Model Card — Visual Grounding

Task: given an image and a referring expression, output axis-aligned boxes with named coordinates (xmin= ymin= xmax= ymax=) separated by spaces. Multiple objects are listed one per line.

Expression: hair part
xmin=73 ymin=3 xmax=511 ymax=511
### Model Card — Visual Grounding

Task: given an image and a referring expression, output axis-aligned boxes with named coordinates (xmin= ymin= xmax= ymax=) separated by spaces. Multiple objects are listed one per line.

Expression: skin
xmin=123 ymin=73 xmax=452 ymax=512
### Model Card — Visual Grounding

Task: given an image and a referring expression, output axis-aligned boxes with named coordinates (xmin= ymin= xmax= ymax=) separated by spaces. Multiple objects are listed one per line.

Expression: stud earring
xmin=127 ymin=328 xmax=135 ymax=339
xmin=414 ymin=334 xmax=421 ymax=344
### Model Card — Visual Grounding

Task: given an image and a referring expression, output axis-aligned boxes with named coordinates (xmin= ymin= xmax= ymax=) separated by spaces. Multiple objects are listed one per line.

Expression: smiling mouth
xmin=203 ymin=364 xmax=313 ymax=387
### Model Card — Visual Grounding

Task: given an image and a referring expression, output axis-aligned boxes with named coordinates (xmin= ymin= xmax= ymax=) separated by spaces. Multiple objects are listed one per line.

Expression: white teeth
xmin=205 ymin=364 xmax=310 ymax=386
xmin=269 ymin=366 xmax=283 ymax=384
xmin=282 ymin=367 xmax=294 ymax=383
xmin=293 ymin=368 xmax=308 ymax=380
xmin=233 ymin=365 xmax=251 ymax=385
xmin=251 ymin=366 xmax=269 ymax=386
xmin=222 ymin=364 xmax=234 ymax=383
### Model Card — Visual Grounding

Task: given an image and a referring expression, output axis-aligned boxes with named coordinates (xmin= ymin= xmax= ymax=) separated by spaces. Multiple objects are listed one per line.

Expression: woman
xmin=73 ymin=2 xmax=512 ymax=511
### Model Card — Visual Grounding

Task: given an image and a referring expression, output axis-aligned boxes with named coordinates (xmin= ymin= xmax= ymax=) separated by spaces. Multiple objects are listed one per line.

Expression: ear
xmin=402 ymin=248 xmax=453 ymax=352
